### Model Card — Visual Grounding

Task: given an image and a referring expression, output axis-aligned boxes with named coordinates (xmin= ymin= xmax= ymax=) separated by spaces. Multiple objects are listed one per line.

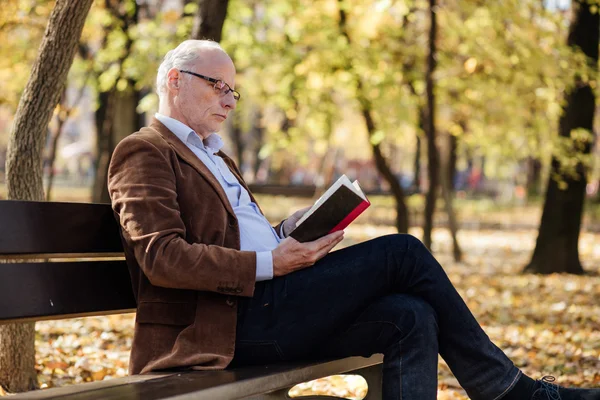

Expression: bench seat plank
xmin=0 ymin=260 xmax=136 ymax=323
xmin=8 ymin=355 xmax=383 ymax=400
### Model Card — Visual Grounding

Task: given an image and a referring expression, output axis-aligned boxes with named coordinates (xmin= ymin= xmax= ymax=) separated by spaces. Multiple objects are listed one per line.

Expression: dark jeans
xmin=231 ymin=234 xmax=521 ymax=400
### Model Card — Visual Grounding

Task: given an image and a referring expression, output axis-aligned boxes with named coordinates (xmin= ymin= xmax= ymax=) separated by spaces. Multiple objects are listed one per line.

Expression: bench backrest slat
xmin=0 ymin=200 xmax=136 ymax=324
xmin=0 ymin=200 xmax=123 ymax=255
xmin=0 ymin=260 xmax=136 ymax=323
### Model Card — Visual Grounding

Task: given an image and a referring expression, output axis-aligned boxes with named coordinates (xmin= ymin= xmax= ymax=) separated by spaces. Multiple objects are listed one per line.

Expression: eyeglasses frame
xmin=179 ymin=70 xmax=241 ymax=101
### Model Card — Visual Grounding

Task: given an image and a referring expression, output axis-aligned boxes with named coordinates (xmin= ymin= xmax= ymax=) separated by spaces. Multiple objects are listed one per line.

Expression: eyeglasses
xmin=179 ymin=70 xmax=240 ymax=101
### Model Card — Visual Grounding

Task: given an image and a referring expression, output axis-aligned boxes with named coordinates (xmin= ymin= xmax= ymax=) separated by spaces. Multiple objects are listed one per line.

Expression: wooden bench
xmin=0 ymin=200 xmax=383 ymax=399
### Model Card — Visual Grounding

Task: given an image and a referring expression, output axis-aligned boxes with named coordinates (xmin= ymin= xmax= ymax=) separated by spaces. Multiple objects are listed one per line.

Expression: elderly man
xmin=108 ymin=40 xmax=599 ymax=400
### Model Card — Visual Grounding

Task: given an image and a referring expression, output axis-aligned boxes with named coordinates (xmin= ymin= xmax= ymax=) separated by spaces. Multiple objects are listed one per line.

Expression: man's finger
xmin=315 ymin=232 xmax=344 ymax=256
xmin=317 ymin=230 xmax=344 ymax=244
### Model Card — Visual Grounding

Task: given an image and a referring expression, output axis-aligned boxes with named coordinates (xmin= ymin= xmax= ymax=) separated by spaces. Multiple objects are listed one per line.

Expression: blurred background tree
xmin=1 ymin=0 xmax=600 ymax=390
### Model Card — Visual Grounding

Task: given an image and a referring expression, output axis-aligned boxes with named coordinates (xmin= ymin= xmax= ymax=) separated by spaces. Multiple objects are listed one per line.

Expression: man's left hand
xmin=282 ymin=206 xmax=311 ymax=237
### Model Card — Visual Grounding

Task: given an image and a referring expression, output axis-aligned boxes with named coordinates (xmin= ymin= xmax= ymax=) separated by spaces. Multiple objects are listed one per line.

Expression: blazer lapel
xmin=148 ymin=119 xmax=236 ymax=218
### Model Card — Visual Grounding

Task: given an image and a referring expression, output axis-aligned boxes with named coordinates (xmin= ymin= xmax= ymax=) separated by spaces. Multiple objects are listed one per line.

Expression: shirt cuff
xmin=279 ymin=221 xmax=287 ymax=238
xmin=255 ymin=251 xmax=274 ymax=281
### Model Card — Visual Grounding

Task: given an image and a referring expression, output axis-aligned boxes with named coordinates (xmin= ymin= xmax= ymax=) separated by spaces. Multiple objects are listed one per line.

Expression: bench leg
xmin=244 ymin=363 xmax=383 ymax=400
xmin=357 ymin=363 xmax=383 ymax=400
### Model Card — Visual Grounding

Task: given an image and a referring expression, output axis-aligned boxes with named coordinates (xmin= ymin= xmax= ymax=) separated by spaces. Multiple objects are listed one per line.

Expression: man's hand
xmin=272 ymin=231 xmax=344 ymax=277
xmin=282 ymin=206 xmax=312 ymax=237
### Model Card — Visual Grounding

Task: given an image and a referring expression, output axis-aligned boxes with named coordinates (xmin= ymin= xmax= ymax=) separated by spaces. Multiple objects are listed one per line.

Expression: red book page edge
xmin=328 ymin=200 xmax=370 ymax=234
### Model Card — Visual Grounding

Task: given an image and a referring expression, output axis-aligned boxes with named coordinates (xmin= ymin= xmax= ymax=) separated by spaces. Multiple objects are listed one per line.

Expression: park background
xmin=1 ymin=0 xmax=600 ymax=398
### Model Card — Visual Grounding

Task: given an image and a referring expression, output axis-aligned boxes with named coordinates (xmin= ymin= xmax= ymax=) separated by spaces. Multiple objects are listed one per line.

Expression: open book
xmin=289 ymin=175 xmax=370 ymax=243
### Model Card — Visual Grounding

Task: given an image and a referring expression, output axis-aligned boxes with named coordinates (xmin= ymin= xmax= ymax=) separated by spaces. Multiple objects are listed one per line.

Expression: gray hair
xmin=156 ymin=40 xmax=224 ymax=102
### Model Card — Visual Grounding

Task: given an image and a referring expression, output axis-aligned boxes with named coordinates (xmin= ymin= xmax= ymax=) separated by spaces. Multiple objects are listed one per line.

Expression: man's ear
xmin=166 ymin=68 xmax=181 ymax=92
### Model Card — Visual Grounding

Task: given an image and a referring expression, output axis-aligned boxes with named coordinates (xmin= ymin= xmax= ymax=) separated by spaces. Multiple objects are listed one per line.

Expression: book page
xmin=351 ymin=180 xmax=367 ymax=200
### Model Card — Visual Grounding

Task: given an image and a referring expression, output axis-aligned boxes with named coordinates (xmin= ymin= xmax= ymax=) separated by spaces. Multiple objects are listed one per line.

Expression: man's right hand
xmin=271 ymin=231 xmax=344 ymax=277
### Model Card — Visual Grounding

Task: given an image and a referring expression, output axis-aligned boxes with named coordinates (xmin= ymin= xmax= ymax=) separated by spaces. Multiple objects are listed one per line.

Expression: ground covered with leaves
xmin=13 ymin=226 xmax=600 ymax=399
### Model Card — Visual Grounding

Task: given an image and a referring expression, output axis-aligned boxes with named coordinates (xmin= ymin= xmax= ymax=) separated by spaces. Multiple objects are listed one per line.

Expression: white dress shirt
xmin=155 ymin=113 xmax=279 ymax=281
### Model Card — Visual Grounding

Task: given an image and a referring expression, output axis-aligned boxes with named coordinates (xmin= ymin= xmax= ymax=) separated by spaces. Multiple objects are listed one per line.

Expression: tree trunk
xmin=526 ymin=157 xmax=542 ymax=198
xmin=46 ymin=84 xmax=87 ymax=201
xmin=447 ymin=133 xmax=458 ymax=191
xmin=93 ymin=90 xmax=115 ymax=203
xmin=337 ymin=0 xmax=409 ymax=233
xmin=230 ymin=110 xmax=244 ymax=168
xmin=440 ymin=133 xmax=462 ymax=262
xmin=423 ymin=0 xmax=439 ymax=250
xmin=191 ymin=0 xmax=230 ymax=41
xmin=252 ymin=109 xmax=265 ymax=180
xmin=93 ymin=88 xmax=142 ymax=203
xmin=0 ymin=324 xmax=36 ymax=393
xmin=363 ymin=105 xmax=410 ymax=233
xmin=46 ymin=90 xmax=68 ymax=201
xmin=412 ymin=105 xmax=426 ymax=194
xmin=3 ymin=0 xmax=93 ymax=393
xmin=525 ymin=0 xmax=598 ymax=274
xmin=46 ymin=124 xmax=62 ymax=201
xmin=413 ymin=133 xmax=421 ymax=193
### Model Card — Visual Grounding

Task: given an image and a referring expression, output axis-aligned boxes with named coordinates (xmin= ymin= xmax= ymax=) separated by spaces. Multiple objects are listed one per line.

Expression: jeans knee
xmin=407 ymin=299 xmax=439 ymax=341
xmin=387 ymin=233 xmax=425 ymax=253
xmin=383 ymin=296 xmax=439 ymax=344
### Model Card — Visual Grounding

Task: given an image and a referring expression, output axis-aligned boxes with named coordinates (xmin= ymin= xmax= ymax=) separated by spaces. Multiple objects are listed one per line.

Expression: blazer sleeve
xmin=108 ymin=135 xmax=256 ymax=297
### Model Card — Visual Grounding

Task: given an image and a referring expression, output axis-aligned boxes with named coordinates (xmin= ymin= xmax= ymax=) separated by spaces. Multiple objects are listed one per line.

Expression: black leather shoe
xmin=532 ymin=376 xmax=600 ymax=400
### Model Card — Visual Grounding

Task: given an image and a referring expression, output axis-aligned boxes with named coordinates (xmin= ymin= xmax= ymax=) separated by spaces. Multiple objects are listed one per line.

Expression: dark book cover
xmin=289 ymin=185 xmax=370 ymax=243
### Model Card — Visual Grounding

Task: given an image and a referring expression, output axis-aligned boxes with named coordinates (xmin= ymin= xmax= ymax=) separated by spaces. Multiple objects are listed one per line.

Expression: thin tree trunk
xmin=414 ymin=134 xmax=421 ymax=192
xmin=440 ymin=133 xmax=462 ymax=261
xmin=230 ymin=110 xmax=244 ymax=168
xmin=423 ymin=0 xmax=439 ymax=250
xmin=525 ymin=0 xmax=598 ymax=274
xmin=338 ymin=0 xmax=409 ymax=233
xmin=3 ymin=0 xmax=93 ymax=393
xmin=413 ymin=107 xmax=425 ymax=193
xmin=191 ymin=0 xmax=230 ymax=41
xmin=46 ymin=89 xmax=68 ymax=200
xmin=252 ymin=109 xmax=265 ymax=180
xmin=46 ymin=83 xmax=87 ymax=201
xmin=93 ymin=91 xmax=115 ymax=203
xmin=447 ymin=133 xmax=458 ymax=191
xmin=526 ymin=157 xmax=542 ymax=198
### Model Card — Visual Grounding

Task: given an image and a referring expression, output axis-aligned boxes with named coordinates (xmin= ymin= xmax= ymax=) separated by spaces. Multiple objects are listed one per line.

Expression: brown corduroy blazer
xmin=108 ymin=119 xmax=277 ymax=374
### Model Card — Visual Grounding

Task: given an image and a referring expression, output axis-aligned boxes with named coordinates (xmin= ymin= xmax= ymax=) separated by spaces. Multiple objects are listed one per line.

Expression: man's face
xmin=169 ymin=48 xmax=237 ymax=138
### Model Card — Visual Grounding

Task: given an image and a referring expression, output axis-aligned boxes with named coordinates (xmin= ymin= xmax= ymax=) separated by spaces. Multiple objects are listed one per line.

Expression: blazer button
xmin=226 ymin=298 xmax=235 ymax=307
xmin=228 ymin=216 xmax=236 ymax=228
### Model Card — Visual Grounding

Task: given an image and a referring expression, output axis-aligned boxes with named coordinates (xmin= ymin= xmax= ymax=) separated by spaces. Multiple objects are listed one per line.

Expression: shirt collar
xmin=155 ymin=113 xmax=224 ymax=153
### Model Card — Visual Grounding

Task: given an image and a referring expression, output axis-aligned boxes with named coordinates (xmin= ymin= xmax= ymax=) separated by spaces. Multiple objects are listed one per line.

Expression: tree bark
xmin=93 ymin=88 xmax=142 ymax=203
xmin=526 ymin=157 xmax=542 ymax=198
xmin=46 ymin=83 xmax=87 ymax=201
xmin=230 ymin=110 xmax=244 ymax=168
xmin=191 ymin=0 xmax=230 ymax=41
xmin=440 ymin=133 xmax=462 ymax=261
xmin=252 ymin=109 xmax=265 ymax=180
xmin=413 ymin=132 xmax=421 ymax=193
xmin=338 ymin=0 xmax=409 ymax=233
xmin=525 ymin=0 xmax=598 ymax=274
xmin=3 ymin=0 xmax=93 ymax=393
xmin=423 ymin=0 xmax=439 ymax=250
xmin=447 ymin=133 xmax=458 ymax=191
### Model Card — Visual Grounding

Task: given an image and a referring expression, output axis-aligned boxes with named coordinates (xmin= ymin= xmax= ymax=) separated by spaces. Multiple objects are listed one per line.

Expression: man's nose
xmin=221 ymin=92 xmax=237 ymax=109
